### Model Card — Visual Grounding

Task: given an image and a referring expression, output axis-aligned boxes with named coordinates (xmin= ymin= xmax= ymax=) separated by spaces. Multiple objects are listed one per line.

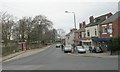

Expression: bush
xmin=28 ymin=43 xmax=44 ymax=49
xmin=2 ymin=42 xmax=18 ymax=56
xmin=111 ymin=37 xmax=120 ymax=52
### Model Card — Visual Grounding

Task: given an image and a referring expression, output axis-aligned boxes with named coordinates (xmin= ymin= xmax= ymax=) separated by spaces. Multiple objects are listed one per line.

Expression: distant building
xmin=74 ymin=22 xmax=86 ymax=46
xmin=56 ymin=29 xmax=65 ymax=43
xmin=65 ymin=28 xmax=77 ymax=45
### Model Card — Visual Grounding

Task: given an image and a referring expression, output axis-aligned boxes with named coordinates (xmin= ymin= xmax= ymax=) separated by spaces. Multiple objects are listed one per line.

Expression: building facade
xmin=65 ymin=28 xmax=77 ymax=45
xmin=65 ymin=11 xmax=119 ymax=52
xmin=99 ymin=11 xmax=120 ymax=37
xmin=84 ymin=13 xmax=112 ymax=47
xmin=97 ymin=11 xmax=120 ymax=52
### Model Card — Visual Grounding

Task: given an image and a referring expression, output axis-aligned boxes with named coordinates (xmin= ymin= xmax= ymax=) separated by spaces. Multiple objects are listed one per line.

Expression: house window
xmin=102 ymin=25 xmax=107 ymax=34
xmin=108 ymin=23 xmax=112 ymax=34
xmin=109 ymin=24 xmax=112 ymax=29
xmin=95 ymin=29 xmax=97 ymax=36
xmin=87 ymin=30 xmax=90 ymax=36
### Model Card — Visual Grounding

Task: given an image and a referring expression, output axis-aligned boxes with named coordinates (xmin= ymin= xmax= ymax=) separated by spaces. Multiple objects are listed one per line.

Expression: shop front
xmin=82 ymin=39 xmax=92 ymax=47
xmin=92 ymin=37 xmax=112 ymax=52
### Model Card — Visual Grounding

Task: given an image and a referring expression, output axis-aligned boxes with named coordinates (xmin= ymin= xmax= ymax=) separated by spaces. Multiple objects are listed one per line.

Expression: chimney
xmin=89 ymin=16 xmax=94 ymax=23
xmin=107 ymin=13 xmax=112 ymax=18
xmin=83 ymin=21 xmax=86 ymax=28
xmin=79 ymin=23 xmax=82 ymax=29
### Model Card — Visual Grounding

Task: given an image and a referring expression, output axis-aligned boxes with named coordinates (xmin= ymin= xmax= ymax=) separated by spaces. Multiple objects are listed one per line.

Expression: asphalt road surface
xmin=2 ymin=45 xmax=118 ymax=70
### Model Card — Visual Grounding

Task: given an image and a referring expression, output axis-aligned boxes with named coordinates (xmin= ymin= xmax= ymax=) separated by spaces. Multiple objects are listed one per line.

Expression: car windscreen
xmin=57 ymin=44 xmax=61 ymax=45
xmin=77 ymin=46 xmax=83 ymax=49
xmin=65 ymin=46 xmax=71 ymax=48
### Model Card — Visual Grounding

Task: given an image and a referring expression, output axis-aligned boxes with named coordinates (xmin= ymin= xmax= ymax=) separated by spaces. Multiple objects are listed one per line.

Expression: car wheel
xmin=76 ymin=51 xmax=79 ymax=53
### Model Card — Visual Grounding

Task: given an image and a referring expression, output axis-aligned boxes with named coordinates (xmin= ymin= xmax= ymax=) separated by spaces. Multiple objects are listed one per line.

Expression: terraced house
xmin=99 ymin=11 xmax=120 ymax=37
xmin=83 ymin=13 xmax=112 ymax=48
xmin=97 ymin=11 xmax=120 ymax=52
xmin=73 ymin=22 xmax=86 ymax=46
xmin=65 ymin=11 xmax=120 ymax=52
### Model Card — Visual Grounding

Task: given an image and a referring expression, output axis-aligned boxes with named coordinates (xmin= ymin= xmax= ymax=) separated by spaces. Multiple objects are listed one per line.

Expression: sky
xmin=0 ymin=0 xmax=119 ymax=33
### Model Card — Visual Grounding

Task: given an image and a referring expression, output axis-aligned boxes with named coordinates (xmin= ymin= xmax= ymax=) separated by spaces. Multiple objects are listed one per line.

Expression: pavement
xmin=69 ymin=51 xmax=118 ymax=58
xmin=1 ymin=45 xmax=50 ymax=62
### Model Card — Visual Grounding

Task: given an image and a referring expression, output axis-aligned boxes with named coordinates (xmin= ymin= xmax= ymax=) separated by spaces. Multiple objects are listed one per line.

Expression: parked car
xmin=83 ymin=45 xmax=89 ymax=51
xmin=92 ymin=47 xmax=103 ymax=53
xmin=64 ymin=45 xmax=72 ymax=53
xmin=56 ymin=44 xmax=61 ymax=48
xmin=76 ymin=46 xmax=86 ymax=53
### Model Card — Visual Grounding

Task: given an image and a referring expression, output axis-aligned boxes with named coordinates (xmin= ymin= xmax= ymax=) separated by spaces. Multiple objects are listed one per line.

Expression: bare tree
xmin=0 ymin=12 xmax=15 ymax=47
xmin=0 ymin=11 xmax=57 ymax=52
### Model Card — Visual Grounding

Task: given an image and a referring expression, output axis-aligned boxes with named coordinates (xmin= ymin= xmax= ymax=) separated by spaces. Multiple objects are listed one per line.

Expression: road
xmin=2 ymin=45 xmax=118 ymax=70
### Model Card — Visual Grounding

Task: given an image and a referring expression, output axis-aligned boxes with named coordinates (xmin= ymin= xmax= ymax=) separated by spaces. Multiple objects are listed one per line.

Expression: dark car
xmin=56 ymin=44 xmax=61 ymax=48
xmin=92 ymin=47 xmax=103 ymax=53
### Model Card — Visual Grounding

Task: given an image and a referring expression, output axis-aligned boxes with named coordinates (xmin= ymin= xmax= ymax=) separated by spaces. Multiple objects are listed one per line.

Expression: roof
xmin=74 ymin=28 xmax=85 ymax=33
xmin=86 ymin=13 xmax=112 ymax=27
xmin=101 ymin=11 xmax=120 ymax=24
xmin=66 ymin=32 xmax=71 ymax=36
xmin=66 ymin=31 xmax=74 ymax=36
xmin=66 ymin=28 xmax=77 ymax=36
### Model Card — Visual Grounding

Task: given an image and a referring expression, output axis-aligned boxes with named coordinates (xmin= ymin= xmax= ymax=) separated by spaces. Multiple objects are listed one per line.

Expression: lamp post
xmin=65 ymin=11 xmax=76 ymax=29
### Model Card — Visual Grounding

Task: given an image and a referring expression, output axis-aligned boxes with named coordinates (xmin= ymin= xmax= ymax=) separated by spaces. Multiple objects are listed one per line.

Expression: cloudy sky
xmin=0 ymin=0 xmax=119 ymax=33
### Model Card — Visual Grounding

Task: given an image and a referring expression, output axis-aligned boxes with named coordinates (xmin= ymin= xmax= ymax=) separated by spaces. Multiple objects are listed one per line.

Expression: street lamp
xmin=65 ymin=11 xmax=77 ymax=29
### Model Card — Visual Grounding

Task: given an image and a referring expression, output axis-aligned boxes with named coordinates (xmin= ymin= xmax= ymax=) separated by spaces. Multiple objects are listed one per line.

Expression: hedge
xmin=111 ymin=37 xmax=120 ymax=52
xmin=2 ymin=43 xmax=18 ymax=56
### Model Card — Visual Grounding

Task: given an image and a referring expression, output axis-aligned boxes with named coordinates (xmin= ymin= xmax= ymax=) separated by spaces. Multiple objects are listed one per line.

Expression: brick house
xmin=74 ymin=22 xmax=86 ymax=46
xmin=99 ymin=11 xmax=120 ymax=37
xmin=94 ymin=11 xmax=120 ymax=52
xmin=65 ymin=22 xmax=86 ymax=46
xmin=84 ymin=13 xmax=112 ymax=47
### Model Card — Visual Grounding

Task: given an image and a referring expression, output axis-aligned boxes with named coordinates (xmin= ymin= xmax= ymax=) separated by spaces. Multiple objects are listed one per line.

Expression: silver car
xmin=76 ymin=46 xmax=86 ymax=53
xmin=64 ymin=45 xmax=72 ymax=53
